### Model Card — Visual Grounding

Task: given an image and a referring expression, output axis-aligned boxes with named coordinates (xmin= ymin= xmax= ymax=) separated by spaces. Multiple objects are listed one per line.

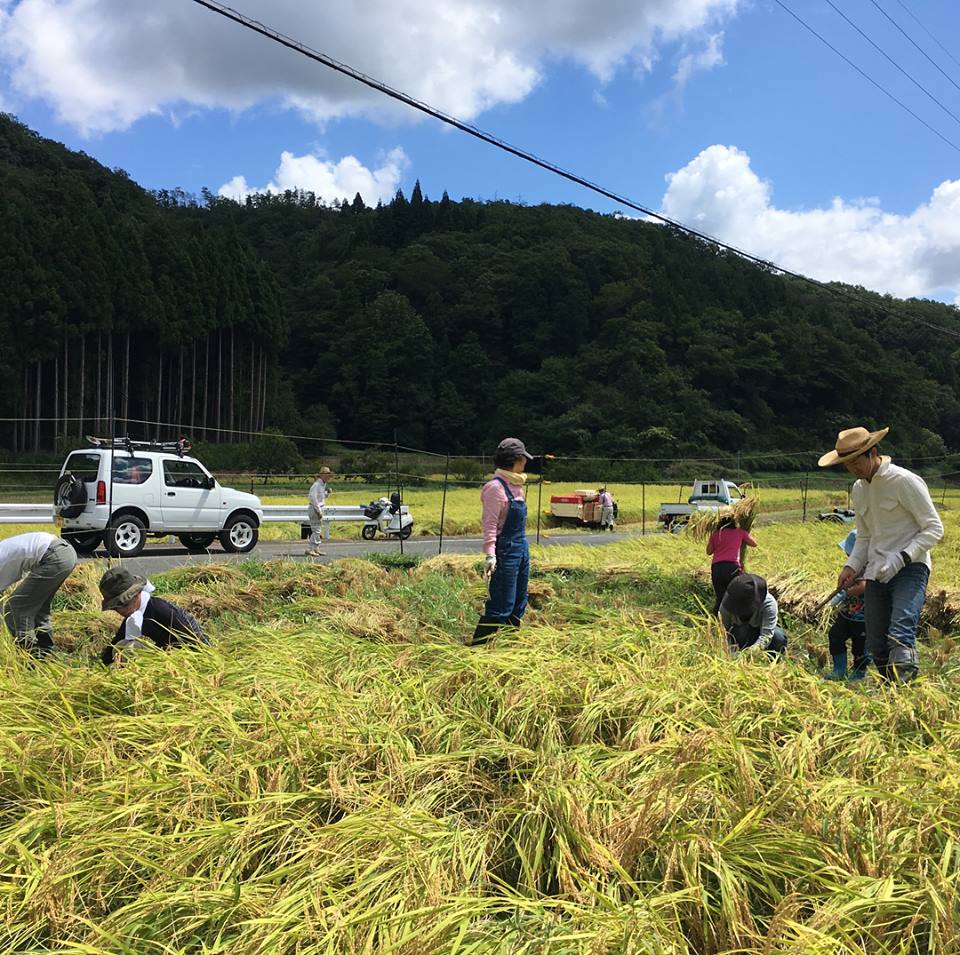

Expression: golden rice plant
xmin=3 ymin=518 xmax=960 ymax=952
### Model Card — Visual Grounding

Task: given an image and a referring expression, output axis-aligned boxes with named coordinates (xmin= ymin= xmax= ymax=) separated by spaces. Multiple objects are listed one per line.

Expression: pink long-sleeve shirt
xmin=481 ymin=477 xmax=522 ymax=556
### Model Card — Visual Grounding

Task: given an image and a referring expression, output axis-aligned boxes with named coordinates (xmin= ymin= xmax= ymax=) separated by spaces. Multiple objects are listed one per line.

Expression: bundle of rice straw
xmin=686 ymin=492 xmax=759 ymax=541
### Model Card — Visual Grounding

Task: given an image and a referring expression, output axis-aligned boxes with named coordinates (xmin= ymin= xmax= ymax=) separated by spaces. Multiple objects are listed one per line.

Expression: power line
xmin=821 ymin=0 xmax=960 ymax=129
xmin=894 ymin=0 xmax=960 ymax=74
xmin=189 ymin=0 xmax=960 ymax=342
xmin=773 ymin=0 xmax=960 ymax=154
xmin=868 ymin=0 xmax=960 ymax=95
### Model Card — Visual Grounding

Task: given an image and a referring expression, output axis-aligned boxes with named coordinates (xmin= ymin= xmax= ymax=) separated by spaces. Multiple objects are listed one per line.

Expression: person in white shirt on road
xmin=819 ymin=426 xmax=943 ymax=683
xmin=599 ymin=487 xmax=615 ymax=530
xmin=0 ymin=532 xmax=77 ymax=656
xmin=306 ymin=466 xmax=333 ymax=556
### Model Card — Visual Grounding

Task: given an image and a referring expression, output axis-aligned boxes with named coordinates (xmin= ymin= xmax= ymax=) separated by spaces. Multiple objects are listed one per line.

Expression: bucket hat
xmin=721 ymin=573 xmax=767 ymax=619
xmin=99 ymin=567 xmax=147 ymax=611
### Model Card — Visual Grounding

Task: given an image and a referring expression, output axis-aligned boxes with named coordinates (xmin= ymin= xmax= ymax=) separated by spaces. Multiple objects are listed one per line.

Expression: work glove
xmin=877 ymin=552 xmax=906 ymax=584
xmin=484 ymin=555 xmax=497 ymax=579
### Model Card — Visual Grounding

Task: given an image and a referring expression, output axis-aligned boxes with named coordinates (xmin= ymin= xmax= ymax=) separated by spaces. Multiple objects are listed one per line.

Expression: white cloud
xmin=219 ymin=147 xmax=408 ymax=206
xmin=659 ymin=144 xmax=960 ymax=300
xmin=0 ymin=0 xmax=741 ymax=134
xmin=673 ymin=33 xmax=725 ymax=93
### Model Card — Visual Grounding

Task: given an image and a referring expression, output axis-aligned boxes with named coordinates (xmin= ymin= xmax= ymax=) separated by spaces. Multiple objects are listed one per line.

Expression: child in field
xmin=706 ymin=515 xmax=757 ymax=614
xmin=99 ymin=567 xmax=208 ymax=666
xmin=826 ymin=531 xmax=869 ymax=681
xmin=720 ymin=573 xmax=788 ymax=657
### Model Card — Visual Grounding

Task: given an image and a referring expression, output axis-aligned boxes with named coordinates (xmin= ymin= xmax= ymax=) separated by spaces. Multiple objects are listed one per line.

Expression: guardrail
xmin=0 ymin=503 xmax=408 ymax=527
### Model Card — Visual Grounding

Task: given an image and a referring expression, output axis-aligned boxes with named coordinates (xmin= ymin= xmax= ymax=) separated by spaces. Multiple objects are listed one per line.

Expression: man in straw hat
xmin=99 ymin=567 xmax=208 ymax=666
xmin=819 ymin=426 xmax=943 ymax=683
xmin=306 ymin=466 xmax=334 ymax=557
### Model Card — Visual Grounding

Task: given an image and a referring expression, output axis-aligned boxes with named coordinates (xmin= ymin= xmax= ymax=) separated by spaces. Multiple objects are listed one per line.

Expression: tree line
xmin=3 ymin=113 xmax=959 ymax=465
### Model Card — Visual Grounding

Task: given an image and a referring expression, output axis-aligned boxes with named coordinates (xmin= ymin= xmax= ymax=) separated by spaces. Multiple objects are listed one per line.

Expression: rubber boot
xmin=508 ymin=614 xmax=523 ymax=629
xmin=848 ymin=656 xmax=869 ymax=681
xmin=470 ymin=616 xmax=502 ymax=647
xmin=824 ymin=652 xmax=848 ymax=681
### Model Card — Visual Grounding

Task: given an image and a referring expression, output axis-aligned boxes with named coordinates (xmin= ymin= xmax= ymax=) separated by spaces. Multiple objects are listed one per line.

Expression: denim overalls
xmin=484 ymin=477 xmax=530 ymax=623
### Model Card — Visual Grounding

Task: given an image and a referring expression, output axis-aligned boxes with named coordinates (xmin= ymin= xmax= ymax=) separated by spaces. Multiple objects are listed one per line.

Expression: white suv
xmin=54 ymin=439 xmax=264 ymax=557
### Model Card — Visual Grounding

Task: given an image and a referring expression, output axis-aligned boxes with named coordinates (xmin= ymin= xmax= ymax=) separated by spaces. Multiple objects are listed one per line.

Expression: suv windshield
xmin=64 ymin=452 xmax=101 ymax=482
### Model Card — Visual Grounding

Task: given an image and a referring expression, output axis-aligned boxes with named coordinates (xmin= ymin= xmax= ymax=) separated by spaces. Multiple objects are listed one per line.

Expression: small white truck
xmin=658 ymin=479 xmax=743 ymax=531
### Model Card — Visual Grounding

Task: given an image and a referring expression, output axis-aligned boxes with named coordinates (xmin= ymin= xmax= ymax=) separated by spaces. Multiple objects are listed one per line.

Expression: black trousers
xmin=711 ymin=561 xmax=741 ymax=614
xmin=828 ymin=614 xmax=867 ymax=668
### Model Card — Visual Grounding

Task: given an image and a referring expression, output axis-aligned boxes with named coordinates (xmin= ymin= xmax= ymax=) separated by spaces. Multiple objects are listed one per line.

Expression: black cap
xmin=721 ymin=573 xmax=767 ymax=619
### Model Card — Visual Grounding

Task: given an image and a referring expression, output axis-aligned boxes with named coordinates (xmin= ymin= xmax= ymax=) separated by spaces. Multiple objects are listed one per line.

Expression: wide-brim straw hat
xmin=817 ymin=426 xmax=889 ymax=468
xmin=318 ymin=467 xmax=333 ymax=476
xmin=99 ymin=567 xmax=148 ymax=611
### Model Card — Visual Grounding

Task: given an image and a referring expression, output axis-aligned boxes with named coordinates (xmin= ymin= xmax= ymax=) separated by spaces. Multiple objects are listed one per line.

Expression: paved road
xmin=88 ymin=529 xmax=633 ymax=576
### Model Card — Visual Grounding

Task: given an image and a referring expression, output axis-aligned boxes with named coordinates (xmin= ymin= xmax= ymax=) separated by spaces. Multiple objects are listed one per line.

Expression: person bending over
xmin=720 ymin=573 xmax=787 ymax=658
xmin=99 ymin=567 xmax=208 ymax=666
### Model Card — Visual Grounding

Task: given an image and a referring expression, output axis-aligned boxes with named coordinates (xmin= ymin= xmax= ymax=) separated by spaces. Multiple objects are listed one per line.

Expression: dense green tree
xmin=4 ymin=113 xmax=960 ymax=466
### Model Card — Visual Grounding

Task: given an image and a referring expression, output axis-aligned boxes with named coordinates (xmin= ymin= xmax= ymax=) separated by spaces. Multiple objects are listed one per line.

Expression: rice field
xmin=2 ymin=505 xmax=960 ymax=952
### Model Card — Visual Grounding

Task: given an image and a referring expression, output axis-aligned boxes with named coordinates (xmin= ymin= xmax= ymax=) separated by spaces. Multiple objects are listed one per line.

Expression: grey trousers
xmin=4 ymin=538 xmax=77 ymax=656
xmin=308 ymin=504 xmax=324 ymax=547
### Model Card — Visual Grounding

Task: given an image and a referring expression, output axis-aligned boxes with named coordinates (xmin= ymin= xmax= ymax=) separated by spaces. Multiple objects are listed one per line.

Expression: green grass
xmin=2 ymin=513 xmax=960 ymax=951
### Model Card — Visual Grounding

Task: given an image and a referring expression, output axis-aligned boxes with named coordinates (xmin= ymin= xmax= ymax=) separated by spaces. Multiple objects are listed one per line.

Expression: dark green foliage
xmin=4 ymin=113 xmax=960 ymax=463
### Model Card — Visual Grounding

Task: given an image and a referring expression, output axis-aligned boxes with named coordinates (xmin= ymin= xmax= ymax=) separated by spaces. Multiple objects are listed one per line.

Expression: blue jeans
xmin=726 ymin=624 xmax=788 ymax=657
xmin=864 ymin=563 xmax=928 ymax=680
xmin=485 ymin=541 xmax=530 ymax=622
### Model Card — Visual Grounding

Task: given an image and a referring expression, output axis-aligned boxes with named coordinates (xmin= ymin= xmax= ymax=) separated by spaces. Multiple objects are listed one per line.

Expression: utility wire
xmin=868 ymin=0 xmax=960 ymax=95
xmin=821 ymin=0 xmax=960 ymax=129
xmin=189 ymin=0 xmax=960 ymax=341
xmin=773 ymin=0 xmax=960 ymax=156
xmin=894 ymin=0 xmax=960 ymax=74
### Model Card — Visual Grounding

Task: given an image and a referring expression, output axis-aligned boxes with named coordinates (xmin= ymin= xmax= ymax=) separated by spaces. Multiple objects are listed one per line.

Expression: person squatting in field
xmin=720 ymin=573 xmax=788 ymax=657
xmin=99 ymin=567 xmax=209 ymax=666
xmin=825 ymin=530 xmax=869 ymax=681
xmin=706 ymin=515 xmax=758 ymax=615
xmin=819 ymin=426 xmax=943 ymax=683
xmin=0 ymin=531 xmax=76 ymax=656
xmin=471 ymin=437 xmax=534 ymax=646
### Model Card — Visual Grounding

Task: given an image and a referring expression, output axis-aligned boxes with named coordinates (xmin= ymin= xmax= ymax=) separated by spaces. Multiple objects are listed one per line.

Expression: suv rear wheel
xmin=62 ymin=530 xmax=102 ymax=556
xmin=220 ymin=514 xmax=258 ymax=553
xmin=106 ymin=514 xmax=147 ymax=558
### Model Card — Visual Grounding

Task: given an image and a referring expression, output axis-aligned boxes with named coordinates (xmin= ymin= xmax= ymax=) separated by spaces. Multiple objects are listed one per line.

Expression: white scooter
xmin=361 ymin=493 xmax=414 ymax=540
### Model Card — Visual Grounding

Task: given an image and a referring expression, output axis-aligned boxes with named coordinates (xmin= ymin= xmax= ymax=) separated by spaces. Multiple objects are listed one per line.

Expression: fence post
xmin=802 ymin=472 xmax=808 ymax=523
xmin=394 ymin=432 xmax=403 ymax=556
xmin=642 ymin=481 xmax=646 ymax=536
xmin=942 ymin=483 xmax=948 ymax=507
xmin=438 ymin=453 xmax=450 ymax=555
xmin=535 ymin=458 xmax=544 ymax=545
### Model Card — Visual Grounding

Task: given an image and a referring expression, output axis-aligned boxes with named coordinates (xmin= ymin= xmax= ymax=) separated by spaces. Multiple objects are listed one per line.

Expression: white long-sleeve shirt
xmin=0 ymin=532 xmax=56 ymax=593
xmin=846 ymin=458 xmax=943 ymax=580
xmin=308 ymin=479 xmax=329 ymax=511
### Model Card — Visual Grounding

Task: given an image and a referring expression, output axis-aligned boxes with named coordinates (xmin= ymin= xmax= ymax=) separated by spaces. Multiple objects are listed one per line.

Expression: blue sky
xmin=1 ymin=0 xmax=959 ymax=299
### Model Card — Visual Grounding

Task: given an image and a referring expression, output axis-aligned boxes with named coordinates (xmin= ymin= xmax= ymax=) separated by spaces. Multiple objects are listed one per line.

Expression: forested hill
xmin=3 ymin=113 xmax=960 ymax=462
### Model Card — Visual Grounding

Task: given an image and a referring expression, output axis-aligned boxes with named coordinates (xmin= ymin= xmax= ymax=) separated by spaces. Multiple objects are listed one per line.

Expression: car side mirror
xmin=205 ymin=476 xmax=216 ymax=490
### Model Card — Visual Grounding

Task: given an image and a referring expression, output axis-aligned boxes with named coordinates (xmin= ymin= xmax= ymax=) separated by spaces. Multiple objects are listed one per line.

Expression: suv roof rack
xmin=86 ymin=434 xmax=193 ymax=457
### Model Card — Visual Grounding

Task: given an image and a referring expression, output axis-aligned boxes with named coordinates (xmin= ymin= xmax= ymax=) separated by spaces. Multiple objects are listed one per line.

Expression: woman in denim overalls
xmin=471 ymin=437 xmax=533 ymax=646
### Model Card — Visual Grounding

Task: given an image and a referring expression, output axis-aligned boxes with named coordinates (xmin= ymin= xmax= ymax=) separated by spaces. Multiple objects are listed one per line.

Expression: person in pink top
xmin=470 ymin=437 xmax=534 ymax=646
xmin=706 ymin=516 xmax=758 ymax=614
